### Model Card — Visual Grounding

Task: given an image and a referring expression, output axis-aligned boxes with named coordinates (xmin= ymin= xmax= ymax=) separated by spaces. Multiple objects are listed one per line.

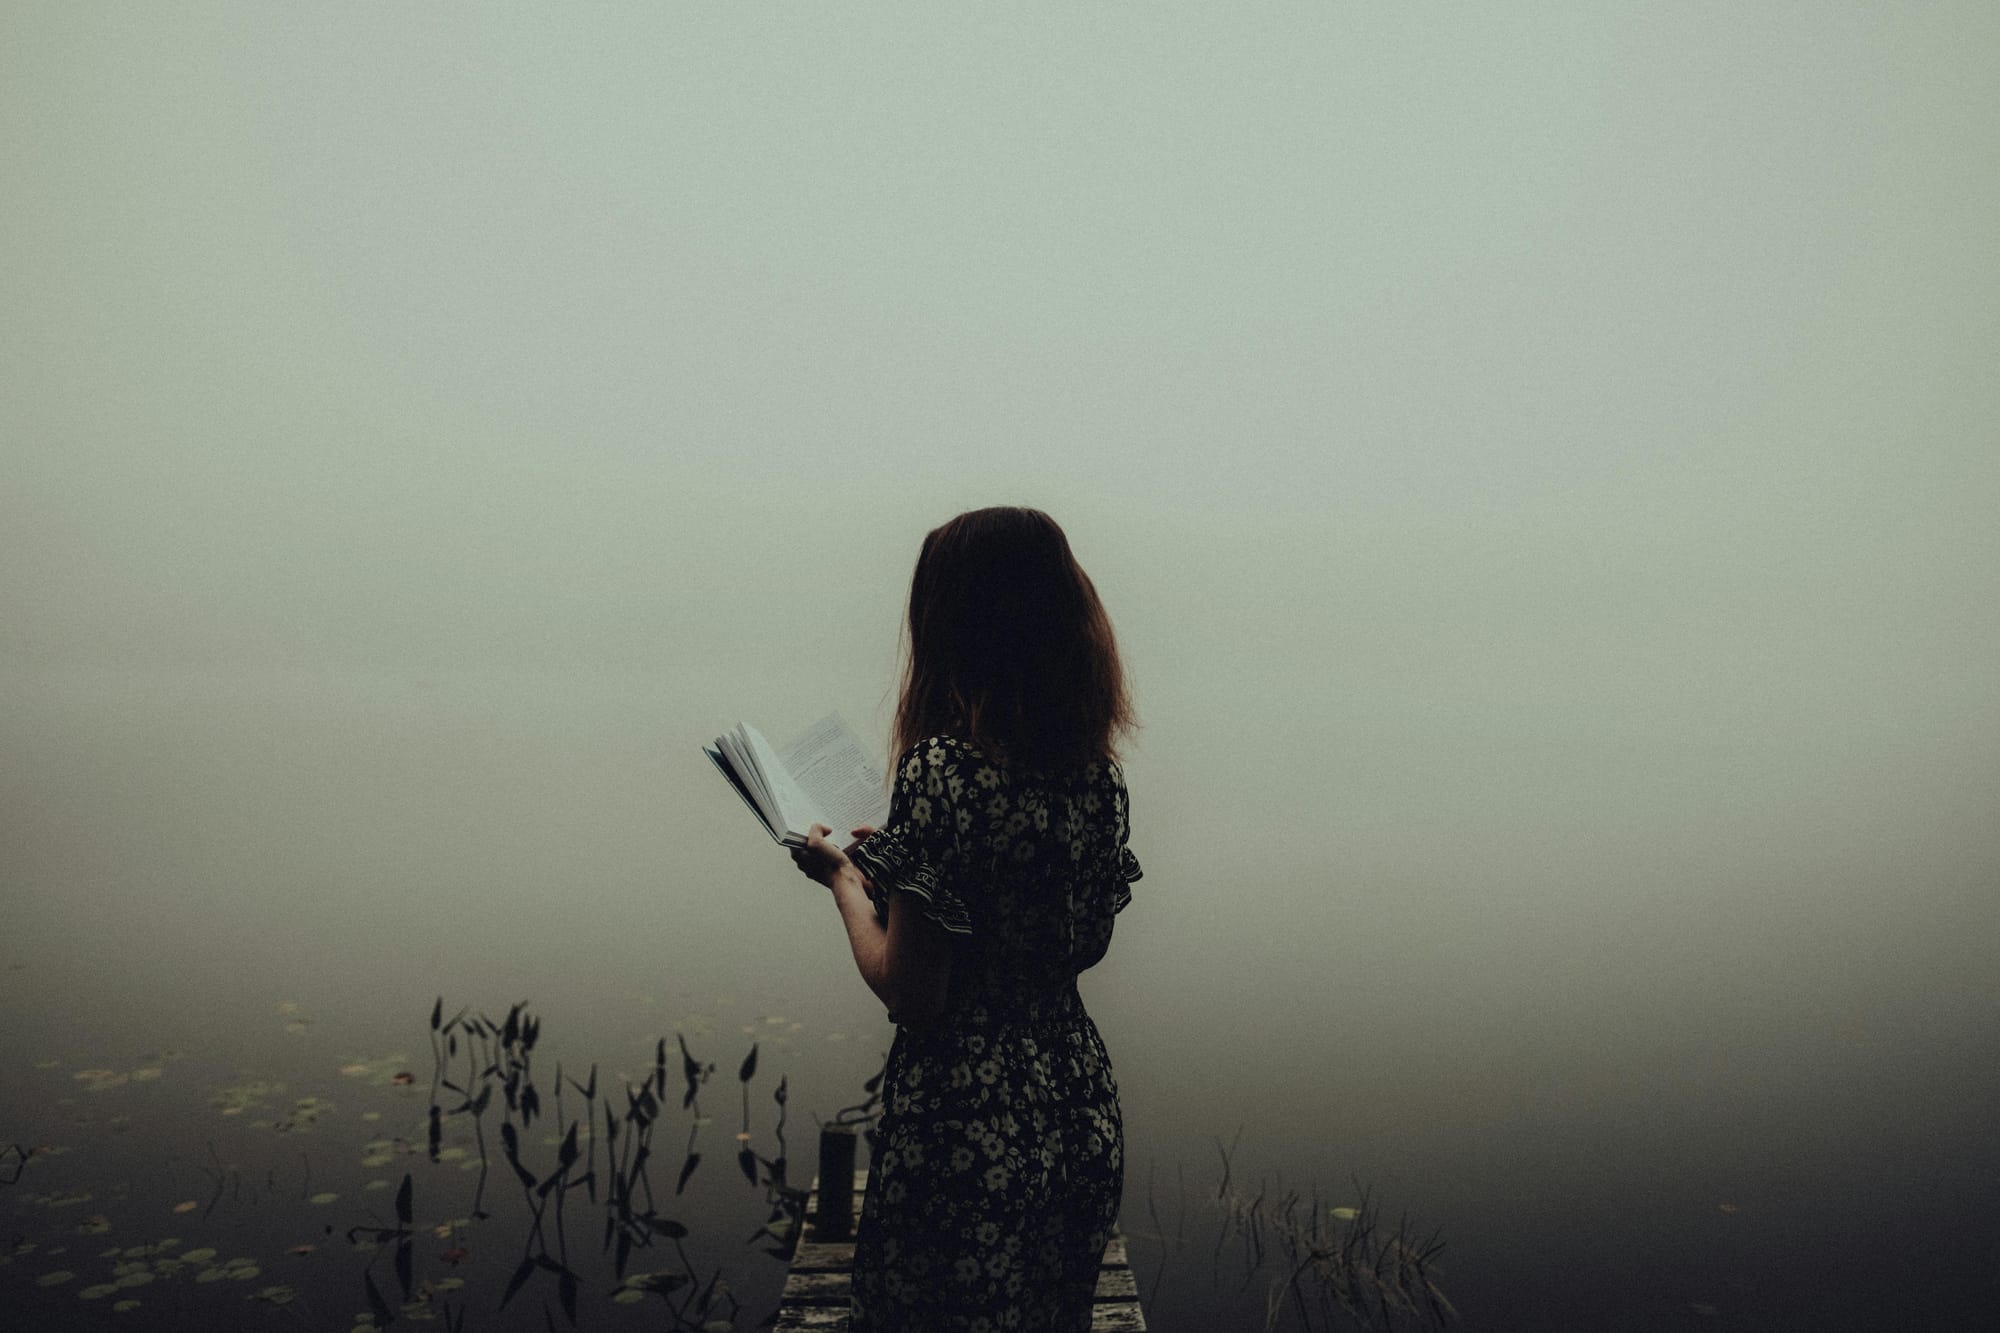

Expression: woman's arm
xmin=825 ymin=861 xmax=952 ymax=1025
xmin=796 ymin=823 xmax=954 ymax=1026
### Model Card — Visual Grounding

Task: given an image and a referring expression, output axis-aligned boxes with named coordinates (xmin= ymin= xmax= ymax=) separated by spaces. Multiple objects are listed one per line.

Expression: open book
xmin=704 ymin=712 xmax=891 ymax=848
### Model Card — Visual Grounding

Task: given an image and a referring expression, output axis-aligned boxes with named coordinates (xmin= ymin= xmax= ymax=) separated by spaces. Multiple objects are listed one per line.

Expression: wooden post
xmin=816 ymin=1126 xmax=857 ymax=1240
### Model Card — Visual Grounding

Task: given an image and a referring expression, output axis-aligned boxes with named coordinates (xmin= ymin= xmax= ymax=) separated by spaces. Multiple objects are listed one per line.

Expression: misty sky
xmin=5 ymin=3 xmax=1998 ymax=1198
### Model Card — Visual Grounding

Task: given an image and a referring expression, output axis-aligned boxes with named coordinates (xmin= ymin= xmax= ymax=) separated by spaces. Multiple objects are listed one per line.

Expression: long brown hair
xmin=891 ymin=507 xmax=1137 ymax=771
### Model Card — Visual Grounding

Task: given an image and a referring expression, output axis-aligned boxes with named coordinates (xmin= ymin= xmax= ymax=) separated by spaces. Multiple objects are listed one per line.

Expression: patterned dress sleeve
xmin=849 ymin=737 xmax=973 ymax=935
xmin=1111 ymin=768 xmax=1141 ymax=914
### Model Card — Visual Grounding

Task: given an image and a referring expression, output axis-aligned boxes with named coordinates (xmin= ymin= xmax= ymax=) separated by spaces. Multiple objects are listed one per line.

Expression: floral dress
xmin=845 ymin=734 xmax=1141 ymax=1333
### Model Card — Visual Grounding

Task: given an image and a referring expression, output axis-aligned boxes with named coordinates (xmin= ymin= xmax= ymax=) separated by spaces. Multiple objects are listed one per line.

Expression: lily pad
xmin=79 ymin=1283 xmax=121 ymax=1299
xmin=211 ymin=1079 xmax=284 ymax=1116
xmin=32 ymin=1190 xmax=91 ymax=1208
xmin=37 ymin=1270 xmax=76 ymax=1286
xmin=112 ymin=1300 xmax=142 ymax=1312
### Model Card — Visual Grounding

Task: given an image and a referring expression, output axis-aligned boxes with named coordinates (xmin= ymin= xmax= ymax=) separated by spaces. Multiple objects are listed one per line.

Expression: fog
xmin=5 ymin=5 xmax=1997 ymax=1327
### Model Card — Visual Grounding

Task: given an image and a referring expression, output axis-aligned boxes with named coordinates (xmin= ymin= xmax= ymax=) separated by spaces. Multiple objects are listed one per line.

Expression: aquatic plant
xmin=1138 ymin=1128 xmax=1455 ymax=1332
xmin=384 ymin=996 xmax=809 ymax=1329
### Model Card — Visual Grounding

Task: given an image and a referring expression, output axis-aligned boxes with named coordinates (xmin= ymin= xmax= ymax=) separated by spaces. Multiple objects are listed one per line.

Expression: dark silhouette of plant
xmin=351 ymin=997 xmax=816 ymax=1330
xmin=1135 ymin=1126 xmax=1454 ymax=1332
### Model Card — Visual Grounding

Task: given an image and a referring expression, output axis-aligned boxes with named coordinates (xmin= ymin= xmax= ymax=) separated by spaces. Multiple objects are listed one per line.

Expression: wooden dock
xmin=775 ymin=1170 xmax=1146 ymax=1331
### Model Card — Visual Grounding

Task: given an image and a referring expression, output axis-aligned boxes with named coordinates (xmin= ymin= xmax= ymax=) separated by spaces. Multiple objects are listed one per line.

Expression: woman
xmin=790 ymin=505 xmax=1142 ymax=1332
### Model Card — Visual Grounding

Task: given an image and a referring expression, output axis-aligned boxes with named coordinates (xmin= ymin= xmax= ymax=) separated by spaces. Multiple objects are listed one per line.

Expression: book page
xmin=706 ymin=743 xmax=779 ymax=841
xmin=717 ymin=730 xmax=782 ymax=836
xmin=781 ymin=713 xmax=891 ymax=836
xmin=740 ymin=723 xmax=824 ymax=841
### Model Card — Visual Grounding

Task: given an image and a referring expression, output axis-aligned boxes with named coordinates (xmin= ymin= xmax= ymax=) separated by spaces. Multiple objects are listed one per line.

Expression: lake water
xmin=5 ymin=671 xmax=1994 ymax=1331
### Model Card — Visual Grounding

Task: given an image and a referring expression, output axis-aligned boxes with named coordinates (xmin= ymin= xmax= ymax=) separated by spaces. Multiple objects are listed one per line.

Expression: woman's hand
xmin=790 ymin=823 xmax=879 ymax=890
